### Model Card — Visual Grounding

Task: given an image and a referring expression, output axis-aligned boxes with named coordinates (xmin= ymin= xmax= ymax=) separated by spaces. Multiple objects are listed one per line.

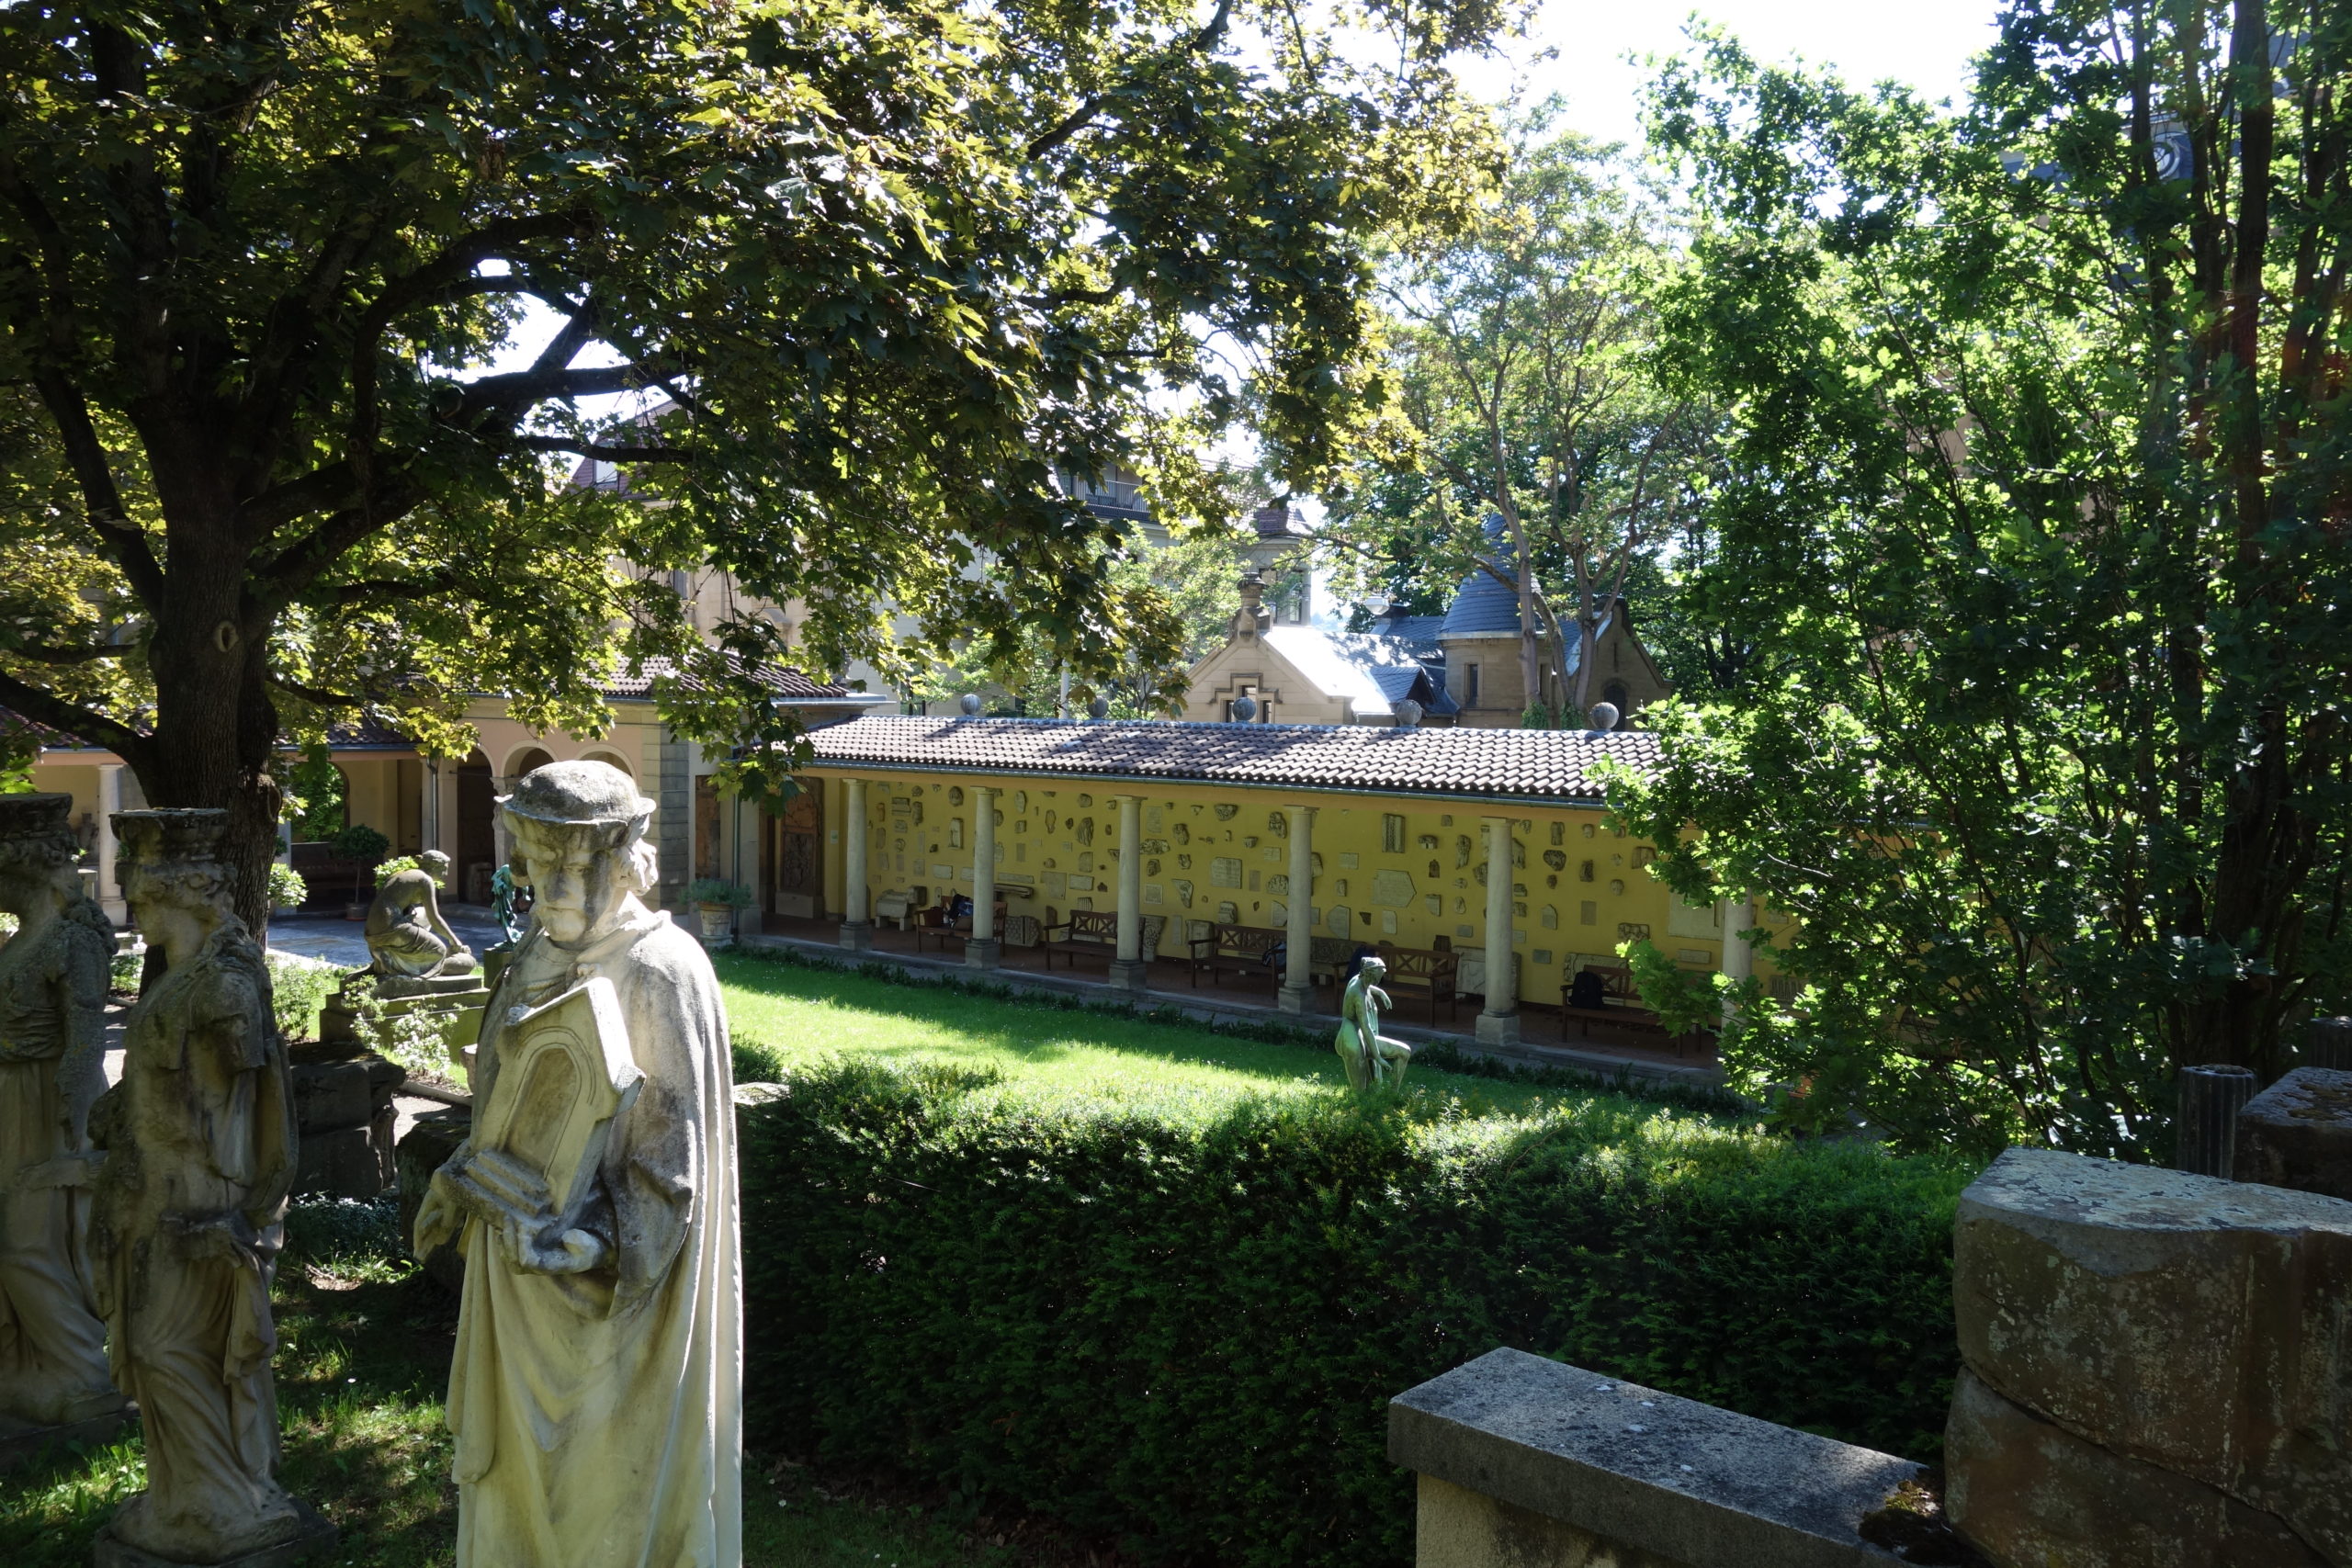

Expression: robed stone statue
xmin=0 ymin=793 xmax=126 ymax=1452
xmin=414 ymin=760 xmax=741 ymax=1568
xmin=90 ymin=809 xmax=334 ymax=1564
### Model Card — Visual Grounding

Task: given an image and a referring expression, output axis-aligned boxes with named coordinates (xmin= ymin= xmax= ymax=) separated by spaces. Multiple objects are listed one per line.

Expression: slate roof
xmin=801 ymin=716 xmax=1658 ymax=803
xmin=1259 ymin=627 xmax=1440 ymax=719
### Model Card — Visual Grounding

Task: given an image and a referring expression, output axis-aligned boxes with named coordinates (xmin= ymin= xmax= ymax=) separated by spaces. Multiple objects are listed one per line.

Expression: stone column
xmin=1278 ymin=804 xmax=1317 ymax=1014
xmin=420 ymin=760 xmax=442 ymax=861
xmin=1476 ymin=815 xmax=1519 ymax=1045
xmin=94 ymin=762 xmax=126 ymax=923
xmin=966 ymin=784 xmax=1000 ymax=969
xmin=1108 ymin=793 xmax=1148 ymax=991
xmin=839 ymin=777 xmax=874 ymax=952
xmin=1719 ymin=895 xmax=1754 ymax=1025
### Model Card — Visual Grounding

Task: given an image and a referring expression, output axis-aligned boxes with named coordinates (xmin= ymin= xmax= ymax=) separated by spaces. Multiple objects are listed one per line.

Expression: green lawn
xmin=714 ymin=949 xmax=1616 ymax=1123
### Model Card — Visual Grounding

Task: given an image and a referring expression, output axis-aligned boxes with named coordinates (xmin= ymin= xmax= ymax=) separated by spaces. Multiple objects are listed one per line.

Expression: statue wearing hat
xmin=0 ymin=793 xmax=128 ymax=1456
xmin=413 ymin=760 xmax=741 ymax=1568
xmin=87 ymin=809 xmax=334 ymax=1564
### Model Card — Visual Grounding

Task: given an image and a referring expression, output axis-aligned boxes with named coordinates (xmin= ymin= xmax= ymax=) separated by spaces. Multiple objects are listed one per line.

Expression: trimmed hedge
xmin=739 ymin=1058 xmax=1973 ymax=1568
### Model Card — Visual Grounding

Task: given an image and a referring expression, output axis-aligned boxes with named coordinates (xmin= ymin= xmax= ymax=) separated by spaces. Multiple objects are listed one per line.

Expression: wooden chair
xmin=1374 ymin=942 xmax=1461 ymax=1024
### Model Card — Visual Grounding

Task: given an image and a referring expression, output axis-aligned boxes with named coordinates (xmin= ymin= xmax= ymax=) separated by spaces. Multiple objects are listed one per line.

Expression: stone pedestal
xmin=1277 ymin=982 xmax=1317 ymax=1015
xmin=1107 ymin=958 xmax=1149 ymax=993
xmin=964 ymin=937 xmax=1001 ymax=971
xmin=287 ymin=1048 xmax=405 ymax=1198
xmin=94 ymin=1498 xmax=337 ymax=1568
xmin=394 ymin=1108 xmax=470 ymax=1293
xmin=838 ymin=919 xmax=875 ymax=953
xmin=0 ymin=1408 xmax=133 ymax=1473
xmin=2234 ymin=1066 xmax=2352 ymax=1201
xmin=1475 ymin=1011 xmax=1520 ymax=1046
xmin=319 ymin=969 xmax=490 ymax=1070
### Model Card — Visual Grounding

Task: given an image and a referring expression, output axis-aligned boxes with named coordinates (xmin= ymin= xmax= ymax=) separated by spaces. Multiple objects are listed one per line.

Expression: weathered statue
xmin=1335 ymin=955 xmax=1413 ymax=1091
xmin=89 ymin=809 xmax=334 ymax=1564
xmin=414 ymin=761 xmax=741 ymax=1568
xmin=0 ymin=793 xmax=126 ymax=1451
xmin=363 ymin=850 xmax=475 ymax=979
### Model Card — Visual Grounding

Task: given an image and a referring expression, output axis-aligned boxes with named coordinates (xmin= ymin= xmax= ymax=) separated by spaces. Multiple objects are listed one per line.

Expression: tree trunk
xmin=133 ymin=560 xmax=285 ymax=940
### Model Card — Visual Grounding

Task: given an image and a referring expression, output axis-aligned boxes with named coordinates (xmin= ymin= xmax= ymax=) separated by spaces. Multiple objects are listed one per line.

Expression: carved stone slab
xmin=95 ymin=1498 xmax=337 ymax=1568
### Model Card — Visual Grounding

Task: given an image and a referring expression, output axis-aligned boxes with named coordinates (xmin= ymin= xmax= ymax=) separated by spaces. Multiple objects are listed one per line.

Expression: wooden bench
xmin=1560 ymin=964 xmax=1713 ymax=1057
xmin=1374 ymin=942 xmax=1461 ymax=1024
xmin=1189 ymin=923 xmax=1283 ymax=989
xmin=1042 ymin=908 xmax=1119 ymax=970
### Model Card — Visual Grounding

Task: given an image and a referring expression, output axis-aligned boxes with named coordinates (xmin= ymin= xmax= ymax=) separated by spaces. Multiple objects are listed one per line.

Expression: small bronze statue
xmin=363 ymin=850 xmax=475 ymax=979
xmin=0 ymin=793 xmax=127 ymax=1450
xmin=90 ymin=809 xmax=334 ymax=1565
xmin=1335 ymin=955 xmax=1413 ymax=1091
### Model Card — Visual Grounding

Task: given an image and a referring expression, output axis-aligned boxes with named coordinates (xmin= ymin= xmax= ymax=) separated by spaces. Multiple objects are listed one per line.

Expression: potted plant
xmin=685 ymin=878 xmax=754 ymax=945
xmin=329 ymin=824 xmax=391 ymax=917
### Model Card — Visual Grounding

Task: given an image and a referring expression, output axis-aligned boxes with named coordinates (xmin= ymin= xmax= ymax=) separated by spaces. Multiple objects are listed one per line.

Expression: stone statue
xmin=413 ymin=761 xmax=741 ymax=1567
xmin=0 ymin=793 xmax=128 ymax=1456
xmin=89 ymin=809 xmax=334 ymax=1565
xmin=363 ymin=850 xmax=475 ymax=979
xmin=1335 ymin=955 xmax=1413 ymax=1091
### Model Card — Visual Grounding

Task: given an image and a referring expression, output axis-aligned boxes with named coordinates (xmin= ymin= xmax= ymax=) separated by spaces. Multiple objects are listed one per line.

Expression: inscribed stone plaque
xmin=1371 ymin=869 xmax=1415 ymax=908
xmin=930 ymin=863 xmax=954 ymax=879
xmin=1071 ymin=875 xmax=1094 ymax=892
xmin=1210 ymin=857 xmax=1243 ymax=888
xmin=1327 ymin=905 xmax=1351 ymax=935
xmin=1339 ymin=852 xmax=1360 ymax=869
xmin=1145 ymin=884 xmax=1163 ymax=905
xmin=1043 ymin=872 xmax=1067 ymax=898
xmin=1172 ymin=879 xmax=1193 ymax=908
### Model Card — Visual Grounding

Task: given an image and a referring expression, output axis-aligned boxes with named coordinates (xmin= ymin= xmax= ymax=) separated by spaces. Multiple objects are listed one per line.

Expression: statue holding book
xmin=413 ymin=761 xmax=741 ymax=1568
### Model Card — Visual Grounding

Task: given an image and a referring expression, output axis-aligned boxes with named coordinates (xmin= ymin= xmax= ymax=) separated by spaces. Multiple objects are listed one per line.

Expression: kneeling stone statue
xmin=414 ymin=761 xmax=741 ymax=1568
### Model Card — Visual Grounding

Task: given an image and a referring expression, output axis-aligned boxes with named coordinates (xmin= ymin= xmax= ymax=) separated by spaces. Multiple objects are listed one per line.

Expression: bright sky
xmin=1469 ymin=0 xmax=2007 ymax=151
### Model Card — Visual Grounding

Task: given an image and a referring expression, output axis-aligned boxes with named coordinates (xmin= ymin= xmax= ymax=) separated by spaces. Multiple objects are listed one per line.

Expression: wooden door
xmin=695 ymin=776 xmax=723 ymax=882
xmin=771 ymin=787 xmax=823 ymax=919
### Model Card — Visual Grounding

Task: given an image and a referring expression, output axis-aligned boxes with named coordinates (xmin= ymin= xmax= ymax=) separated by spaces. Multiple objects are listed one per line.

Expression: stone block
xmin=288 ymin=1056 xmax=397 ymax=1134
xmin=394 ymin=1108 xmax=469 ymax=1292
xmin=1951 ymin=1147 xmax=2352 ymax=1562
xmin=1944 ymin=1368 xmax=2324 ymax=1568
xmin=1390 ymin=1347 xmax=1919 ymax=1568
xmin=1417 ymin=1473 xmax=1692 ymax=1568
xmin=2235 ymin=1067 xmax=2352 ymax=1201
xmin=290 ymin=1125 xmax=383 ymax=1199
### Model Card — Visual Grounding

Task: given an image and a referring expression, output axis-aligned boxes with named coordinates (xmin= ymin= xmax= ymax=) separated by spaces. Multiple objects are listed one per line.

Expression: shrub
xmin=268 ymin=953 xmax=341 ymax=1043
xmin=739 ymin=1060 xmax=1973 ymax=1568
xmin=268 ymin=862 xmax=309 ymax=909
xmin=372 ymin=854 xmax=421 ymax=888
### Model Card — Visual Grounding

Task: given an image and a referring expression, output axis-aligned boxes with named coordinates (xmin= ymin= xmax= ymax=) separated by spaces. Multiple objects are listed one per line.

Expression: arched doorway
xmin=508 ymin=746 xmax=554 ymax=780
xmin=1601 ymin=681 xmax=1632 ymax=728
xmin=457 ymin=750 xmax=496 ymax=904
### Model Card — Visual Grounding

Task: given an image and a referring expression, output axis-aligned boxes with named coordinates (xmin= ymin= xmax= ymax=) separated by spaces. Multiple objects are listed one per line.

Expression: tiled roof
xmin=597 ymin=655 xmax=880 ymax=704
xmin=801 ymin=716 xmax=1658 ymax=803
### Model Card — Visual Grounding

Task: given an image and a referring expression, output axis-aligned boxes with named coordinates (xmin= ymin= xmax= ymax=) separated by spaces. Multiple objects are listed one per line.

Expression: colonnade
xmin=827 ymin=778 xmax=1726 ymax=1030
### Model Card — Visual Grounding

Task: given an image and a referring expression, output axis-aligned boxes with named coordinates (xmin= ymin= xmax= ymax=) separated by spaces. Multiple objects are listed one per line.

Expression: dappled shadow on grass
xmin=0 ymin=1267 xmax=459 ymax=1568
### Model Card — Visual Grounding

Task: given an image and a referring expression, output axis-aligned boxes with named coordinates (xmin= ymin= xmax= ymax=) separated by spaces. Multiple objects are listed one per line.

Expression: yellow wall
xmin=807 ymin=769 xmax=1777 ymax=1008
